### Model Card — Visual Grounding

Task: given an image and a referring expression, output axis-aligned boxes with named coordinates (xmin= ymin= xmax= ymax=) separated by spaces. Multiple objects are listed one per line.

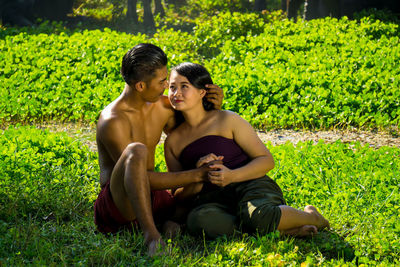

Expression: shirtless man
xmin=93 ymin=43 xmax=223 ymax=256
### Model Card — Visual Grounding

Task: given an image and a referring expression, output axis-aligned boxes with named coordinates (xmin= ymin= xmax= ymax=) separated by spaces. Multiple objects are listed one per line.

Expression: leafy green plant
xmin=206 ymin=16 xmax=400 ymax=130
xmin=1 ymin=27 xmax=146 ymax=123
xmin=73 ymin=0 xmax=119 ymax=21
xmin=1 ymin=12 xmax=399 ymax=130
xmin=192 ymin=11 xmax=282 ymax=58
xmin=354 ymin=8 xmax=400 ymax=25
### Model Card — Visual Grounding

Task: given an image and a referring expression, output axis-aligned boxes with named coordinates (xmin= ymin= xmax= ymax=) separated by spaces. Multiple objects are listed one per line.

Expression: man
xmin=93 ymin=43 xmax=223 ymax=256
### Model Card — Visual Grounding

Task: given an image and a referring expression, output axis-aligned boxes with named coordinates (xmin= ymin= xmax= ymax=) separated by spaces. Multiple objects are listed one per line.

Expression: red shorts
xmin=94 ymin=181 xmax=175 ymax=234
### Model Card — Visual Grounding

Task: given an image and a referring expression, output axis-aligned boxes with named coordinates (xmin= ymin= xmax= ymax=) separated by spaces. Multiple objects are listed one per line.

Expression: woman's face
xmin=168 ymin=70 xmax=205 ymax=111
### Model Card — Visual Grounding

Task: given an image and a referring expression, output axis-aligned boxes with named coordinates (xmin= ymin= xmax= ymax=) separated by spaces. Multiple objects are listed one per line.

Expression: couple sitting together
xmin=94 ymin=43 xmax=329 ymax=255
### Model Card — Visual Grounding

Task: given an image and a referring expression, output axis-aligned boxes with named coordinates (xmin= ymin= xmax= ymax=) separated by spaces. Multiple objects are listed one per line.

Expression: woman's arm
xmin=208 ymin=112 xmax=274 ymax=187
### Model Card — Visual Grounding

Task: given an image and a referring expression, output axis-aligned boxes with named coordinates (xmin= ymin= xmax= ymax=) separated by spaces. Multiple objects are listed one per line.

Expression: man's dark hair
xmin=121 ymin=43 xmax=167 ymax=86
xmin=172 ymin=62 xmax=215 ymax=111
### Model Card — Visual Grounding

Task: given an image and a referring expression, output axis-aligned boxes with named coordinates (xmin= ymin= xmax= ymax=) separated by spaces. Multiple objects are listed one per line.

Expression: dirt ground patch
xmin=257 ymin=129 xmax=400 ymax=148
xmin=32 ymin=122 xmax=400 ymax=151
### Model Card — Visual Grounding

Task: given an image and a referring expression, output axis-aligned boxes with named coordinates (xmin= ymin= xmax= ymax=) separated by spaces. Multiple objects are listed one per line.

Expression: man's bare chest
xmin=128 ymin=114 xmax=166 ymax=148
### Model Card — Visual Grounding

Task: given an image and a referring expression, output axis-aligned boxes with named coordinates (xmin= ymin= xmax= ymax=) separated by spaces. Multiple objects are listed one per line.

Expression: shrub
xmin=206 ymin=16 xmax=400 ymax=129
xmin=1 ymin=12 xmax=399 ymax=130
xmin=193 ymin=10 xmax=285 ymax=59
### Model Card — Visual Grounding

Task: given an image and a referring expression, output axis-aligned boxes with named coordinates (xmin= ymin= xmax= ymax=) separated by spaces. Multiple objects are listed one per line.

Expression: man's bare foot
xmin=304 ymin=205 xmax=330 ymax=229
xmin=162 ymin=220 xmax=181 ymax=239
xmin=144 ymin=233 xmax=166 ymax=257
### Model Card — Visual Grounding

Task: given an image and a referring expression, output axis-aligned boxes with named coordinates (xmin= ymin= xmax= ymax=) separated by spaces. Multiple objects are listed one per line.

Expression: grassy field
xmin=0 ymin=126 xmax=399 ymax=265
xmin=1 ymin=1 xmax=400 ymax=266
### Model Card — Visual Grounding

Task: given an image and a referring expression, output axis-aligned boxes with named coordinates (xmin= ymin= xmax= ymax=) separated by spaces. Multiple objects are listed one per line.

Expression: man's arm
xmin=147 ymin=137 xmax=208 ymax=190
xmin=159 ymin=96 xmax=177 ymax=135
xmin=147 ymin=169 xmax=207 ymax=190
xmin=160 ymin=136 xmax=204 ymax=199
xmin=205 ymin=84 xmax=224 ymax=110
xmin=161 ymin=85 xmax=223 ymax=134
xmin=98 ymin=115 xmax=132 ymax=163
xmin=97 ymin=115 xmax=134 ymax=187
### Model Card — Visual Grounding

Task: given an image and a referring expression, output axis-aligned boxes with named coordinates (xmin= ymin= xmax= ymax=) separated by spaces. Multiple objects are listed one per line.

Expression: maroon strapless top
xmin=179 ymin=135 xmax=250 ymax=171
xmin=179 ymin=135 xmax=251 ymax=193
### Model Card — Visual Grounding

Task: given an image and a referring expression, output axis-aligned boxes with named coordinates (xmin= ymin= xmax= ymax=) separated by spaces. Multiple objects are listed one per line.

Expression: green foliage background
xmin=1 ymin=10 xmax=399 ymax=130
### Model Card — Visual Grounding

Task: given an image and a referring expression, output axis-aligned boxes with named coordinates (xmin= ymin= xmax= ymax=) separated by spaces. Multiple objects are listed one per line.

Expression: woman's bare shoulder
xmin=214 ymin=110 xmax=242 ymax=121
xmin=208 ymin=109 xmax=235 ymax=117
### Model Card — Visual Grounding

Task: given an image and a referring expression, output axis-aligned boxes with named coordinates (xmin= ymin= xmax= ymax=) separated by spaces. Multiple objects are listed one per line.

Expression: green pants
xmin=187 ymin=176 xmax=286 ymax=239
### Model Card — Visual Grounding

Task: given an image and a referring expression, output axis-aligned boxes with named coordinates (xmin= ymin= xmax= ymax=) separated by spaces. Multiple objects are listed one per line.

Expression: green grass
xmin=1 ymin=126 xmax=399 ymax=265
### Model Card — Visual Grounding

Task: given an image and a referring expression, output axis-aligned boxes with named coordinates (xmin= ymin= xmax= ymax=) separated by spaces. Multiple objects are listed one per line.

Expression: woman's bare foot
xmin=297 ymin=225 xmax=318 ymax=236
xmin=281 ymin=224 xmax=317 ymax=237
xmin=304 ymin=205 xmax=330 ymax=229
xmin=162 ymin=220 xmax=181 ymax=239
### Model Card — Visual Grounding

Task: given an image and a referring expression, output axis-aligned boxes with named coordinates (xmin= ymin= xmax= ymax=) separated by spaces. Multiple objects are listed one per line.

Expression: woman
xmin=164 ymin=62 xmax=329 ymax=238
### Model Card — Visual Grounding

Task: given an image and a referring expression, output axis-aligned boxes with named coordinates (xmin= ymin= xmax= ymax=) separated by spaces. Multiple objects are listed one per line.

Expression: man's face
xmin=142 ymin=66 xmax=168 ymax=102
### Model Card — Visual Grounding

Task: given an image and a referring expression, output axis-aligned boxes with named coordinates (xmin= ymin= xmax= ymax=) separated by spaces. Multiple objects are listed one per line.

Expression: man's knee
xmin=187 ymin=204 xmax=237 ymax=239
xmin=125 ymin=142 xmax=148 ymax=163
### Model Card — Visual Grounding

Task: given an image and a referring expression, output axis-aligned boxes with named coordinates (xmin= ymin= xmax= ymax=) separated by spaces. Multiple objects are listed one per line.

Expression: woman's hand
xmin=208 ymin=163 xmax=234 ymax=187
xmin=196 ymin=153 xmax=224 ymax=168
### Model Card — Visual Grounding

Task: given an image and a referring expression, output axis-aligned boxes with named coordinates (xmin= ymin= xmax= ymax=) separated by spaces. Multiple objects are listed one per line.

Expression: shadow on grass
xmin=304 ymin=230 xmax=356 ymax=262
xmin=154 ymin=229 xmax=357 ymax=264
xmin=0 ymin=217 xmax=360 ymax=266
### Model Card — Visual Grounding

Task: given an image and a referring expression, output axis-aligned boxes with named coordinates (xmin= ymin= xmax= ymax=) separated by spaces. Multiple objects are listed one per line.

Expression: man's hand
xmin=208 ymin=163 xmax=234 ymax=187
xmin=196 ymin=153 xmax=224 ymax=168
xmin=205 ymin=84 xmax=224 ymax=110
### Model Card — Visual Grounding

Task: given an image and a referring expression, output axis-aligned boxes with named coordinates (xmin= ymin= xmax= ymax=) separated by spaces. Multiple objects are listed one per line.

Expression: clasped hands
xmin=196 ymin=153 xmax=233 ymax=187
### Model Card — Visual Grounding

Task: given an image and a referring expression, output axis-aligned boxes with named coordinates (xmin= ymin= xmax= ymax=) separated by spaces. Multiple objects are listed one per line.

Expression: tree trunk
xmin=154 ymin=0 xmax=165 ymax=17
xmin=165 ymin=0 xmax=186 ymax=7
xmin=33 ymin=0 xmax=74 ymax=21
xmin=254 ymin=0 xmax=267 ymax=11
xmin=320 ymin=0 xmax=340 ymax=18
xmin=281 ymin=0 xmax=288 ymax=14
xmin=143 ymin=0 xmax=155 ymax=29
xmin=284 ymin=0 xmax=303 ymax=19
xmin=127 ymin=0 xmax=138 ymax=24
xmin=305 ymin=0 xmax=320 ymax=19
xmin=1 ymin=0 xmax=35 ymax=26
xmin=340 ymin=0 xmax=363 ymax=18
